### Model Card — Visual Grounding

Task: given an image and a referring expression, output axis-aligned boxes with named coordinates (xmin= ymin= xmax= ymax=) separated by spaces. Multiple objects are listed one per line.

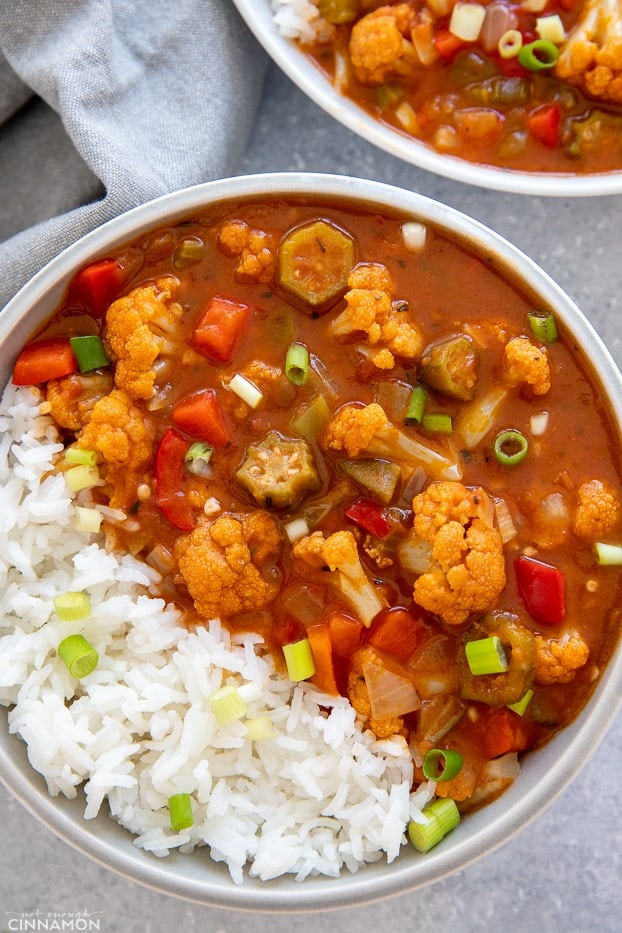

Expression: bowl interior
xmin=1 ymin=173 xmax=622 ymax=911
xmin=231 ymin=0 xmax=622 ymax=197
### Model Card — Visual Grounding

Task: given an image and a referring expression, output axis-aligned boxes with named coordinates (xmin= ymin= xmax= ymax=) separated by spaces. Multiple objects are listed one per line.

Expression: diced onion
xmin=536 ymin=13 xmax=565 ymax=43
xmin=395 ymin=101 xmax=419 ymax=134
xmin=494 ymin=497 xmax=517 ymax=544
xmin=401 ymin=222 xmax=427 ymax=252
xmin=530 ymin=410 xmax=549 ymax=436
xmin=74 ymin=506 xmax=103 ymax=534
xmin=284 ymin=517 xmax=310 ymax=543
xmin=228 ymin=373 xmax=263 ymax=409
xmin=449 ymin=3 xmax=486 ymax=41
xmin=521 ymin=0 xmax=548 ymax=9
xmin=362 ymin=655 xmax=420 ymax=719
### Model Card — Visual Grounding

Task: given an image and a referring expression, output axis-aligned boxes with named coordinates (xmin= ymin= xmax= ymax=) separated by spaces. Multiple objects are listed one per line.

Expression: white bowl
xmin=1 ymin=173 xmax=621 ymax=911
xmin=232 ymin=0 xmax=622 ymax=197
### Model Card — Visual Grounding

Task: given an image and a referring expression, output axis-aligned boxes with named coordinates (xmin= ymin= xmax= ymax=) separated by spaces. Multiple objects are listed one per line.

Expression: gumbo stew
xmin=12 ymin=195 xmax=622 ymax=846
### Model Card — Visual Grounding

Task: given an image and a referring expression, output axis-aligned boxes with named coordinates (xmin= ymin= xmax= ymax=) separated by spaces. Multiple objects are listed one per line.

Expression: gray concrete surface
xmin=1 ymin=60 xmax=621 ymax=933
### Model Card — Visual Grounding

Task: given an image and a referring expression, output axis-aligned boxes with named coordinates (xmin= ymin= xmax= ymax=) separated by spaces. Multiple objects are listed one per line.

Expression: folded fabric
xmin=0 ymin=0 xmax=267 ymax=311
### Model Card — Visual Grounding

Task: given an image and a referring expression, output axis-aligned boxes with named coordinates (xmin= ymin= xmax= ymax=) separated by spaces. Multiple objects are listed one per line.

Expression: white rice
xmin=0 ymin=383 xmax=432 ymax=883
xmin=271 ymin=0 xmax=334 ymax=44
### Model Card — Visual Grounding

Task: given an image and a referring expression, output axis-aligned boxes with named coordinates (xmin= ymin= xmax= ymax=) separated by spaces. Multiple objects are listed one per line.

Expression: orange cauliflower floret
xmin=321 ymin=402 xmax=462 ymax=481
xmin=293 ymin=529 xmax=387 ymax=627
xmin=411 ymin=482 xmax=506 ymax=626
xmin=349 ymin=3 xmax=419 ymax=86
xmin=77 ymin=388 xmax=154 ymax=509
xmin=104 ymin=276 xmax=184 ymax=401
xmin=556 ymin=0 xmax=622 ymax=104
xmin=45 ymin=372 xmax=113 ymax=431
xmin=572 ymin=478 xmax=622 ymax=540
xmin=535 ymin=632 xmax=590 ymax=684
xmin=504 ymin=336 xmax=551 ymax=395
xmin=174 ymin=510 xmax=282 ymax=619
xmin=217 ymin=219 xmax=276 ymax=284
xmin=329 ymin=262 xmax=423 ymax=368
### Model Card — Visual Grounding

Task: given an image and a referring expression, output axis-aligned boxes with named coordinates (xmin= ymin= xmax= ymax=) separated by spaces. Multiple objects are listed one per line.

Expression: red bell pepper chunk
xmin=527 ymin=104 xmax=560 ymax=149
xmin=155 ymin=428 xmax=195 ymax=531
xmin=345 ymin=498 xmax=391 ymax=538
xmin=515 ymin=554 xmax=565 ymax=624
xmin=482 ymin=707 xmax=531 ymax=759
xmin=12 ymin=338 xmax=77 ymax=385
xmin=68 ymin=259 xmax=125 ymax=318
xmin=191 ymin=296 xmax=250 ymax=363
xmin=434 ymin=27 xmax=466 ymax=61
xmin=366 ymin=606 xmax=423 ymax=660
xmin=171 ymin=389 xmax=230 ymax=448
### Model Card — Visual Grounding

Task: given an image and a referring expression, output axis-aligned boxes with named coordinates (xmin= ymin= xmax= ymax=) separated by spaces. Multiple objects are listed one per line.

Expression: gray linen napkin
xmin=0 ymin=0 xmax=267 ymax=311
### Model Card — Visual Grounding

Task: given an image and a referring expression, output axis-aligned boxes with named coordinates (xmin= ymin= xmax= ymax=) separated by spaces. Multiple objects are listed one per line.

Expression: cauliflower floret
xmin=77 ymin=388 xmax=154 ymax=509
xmin=329 ymin=262 xmax=423 ymax=368
xmin=217 ymin=219 xmax=276 ymax=284
xmin=411 ymin=482 xmax=506 ymax=626
xmin=349 ymin=3 xmax=419 ymax=86
xmin=504 ymin=336 xmax=551 ymax=396
xmin=556 ymin=0 xmax=622 ymax=104
xmin=293 ymin=529 xmax=387 ymax=626
xmin=321 ymin=402 xmax=462 ymax=480
xmin=45 ymin=371 xmax=113 ymax=431
xmin=535 ymin=631 xmax=590 ymax=684
xmin=572 ymin=478 xmax=622 ymax=540
xmin=104 ymin=276 xmax=184 ymax=400
xmin=174 ymin=510 xmax=282 ymax=619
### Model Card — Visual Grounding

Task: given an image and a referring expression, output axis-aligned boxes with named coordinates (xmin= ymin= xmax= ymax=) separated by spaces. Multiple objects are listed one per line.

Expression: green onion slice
xmin=408 ymin=797 xmax=460 ymax=853
xmin=518 ymin=39 xmax=559 ymax=71
xmin=74 ymin=506 xmax=104 ymax=534
xmin=228 ymin=373 xmax=263 ymax=409
xmin=65 ymin=464 xmax=99 ymax=493
xmin=507 ymin=688 xmax=534 ymax=716
xmin=173 ymin=236 xmax=205 ymax=269
xmin=54 ymin=591 xmax=92 ymax=621
xmin=57 ymin=634 xmax=99 ymax=678
xmin=184 ymin=441 xmax=213 ymax=477
xmin=208 ymin=685 xmax=247 ymax=725
xmin=465 ymin=636 xmax=509 ymax=675
xmin=493 ymin=429 xmax=528 ymax=466
xmin=245 ymin=716 xmax=275 ymax=740
xmin=422 ymin=412 xmax=453 ymax=434
xmin=422 ymin=748 xmax=463 ymax=782
xmin=69 ymin=336 xmax=110 ymax=373
xmin=283 ymin=638 xmax=316 ymax=682
xmin=285 ymin=342 xmax=310 ymax=386
xmin=64 ymin=447 xmax=97 ymax=466
xmin=527 ymin=310 xmax=558 ymax=343
xmin=594 ymin=542 xmax=622 ymax=566
xmin=405 ymin=385 xmax=428 ymax=424
xmin=168 ymin=793 xmax=194 ymax=831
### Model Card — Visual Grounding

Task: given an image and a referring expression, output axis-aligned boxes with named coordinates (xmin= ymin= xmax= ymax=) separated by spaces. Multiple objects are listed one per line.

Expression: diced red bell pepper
xmin=68 ymin=259 xmax=125 ymax=318
xmin=171 ymin=389 xmax=230 ymax=448
xmin=482 ymin=707 xmax=531 ymax=759
xmin=307 ymin=622 xmax=340 ymax=695
xmin=191 ymin=296 xmax=250 ymax=363
xmin=366 ymin=606 xmax=423 ymax=661
xmin=345 ymin=498 xmax=391 ymax=538
xmin=12 ymin=338 xmax=77 ymax=385
xmin=528 ymin=104 xmax=560 ymax=148
xmin=434 ymin=27 xmax=467 ymax=61
xmin=155 ymin=427 xmax=195 ymax=531
xmin=515 ymin=554 xmax=565 ymax=624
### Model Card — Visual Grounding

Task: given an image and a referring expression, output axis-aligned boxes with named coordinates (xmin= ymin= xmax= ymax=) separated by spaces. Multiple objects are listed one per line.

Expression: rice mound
xmin=0 ymin=383 xmax=427 ymax=883
xmin=271 ymin=0 xmax=334 ymax=44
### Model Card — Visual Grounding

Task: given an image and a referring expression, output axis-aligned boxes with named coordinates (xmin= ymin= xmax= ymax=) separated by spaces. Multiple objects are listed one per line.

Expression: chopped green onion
xmin=54 ymin=591 xmax=92 ymax=621
xmin=283 ymin=638 xmax=316 ymax=682
xmin=285 ymin=343 xmax=310 ymax=386
xmin=184 ymin=441 xmax=213 ymax=477
xmin=493 ymin=429 xmax=528 ymax=465
xmin=74 ymin=506 xmax=104 ymax=534
xmin=498 ymin=29 xmax=523 ymax=58
xmin=292 ymin=394 xmax=331 ymax=442
xmin=405 ymin=385 xmax=428 ymax=424
xmin=65 ymin=464 xmax=99 ymax=492
xmin=167 ymin=793 xmax=194 ymax=831
xmin=408 ymin=798 xmax=460 ymax=853
xmin=594 ymin=542 xmax=622 ymax=566
xmin=69 ymin=336 xmax=110 ymax=373
xmin=422 ymin=412 xmax=453 ymax=434
xmin=245 ymin=716 xmax=275 ymax=740
xmin=64 ymin=447 xmax=97 ymax=466
xmin=228 ymin=373 xmax=263 ymax=409
xmin=57 ymin=634 xmax=99 ymax=678
xmin=527 ymin=310 xmax=558 ymax=343
xmin=208 ymin=685 xmax=247 ymax=725
xmin=375 ymin=82 xmax=406 ymax=110
xmin=465 ymin=636 xmax=509 ymax=675
xmin=507 ymin=688 xmax=534 ymax=716
xmin=518 ymin=39 xmax=559 ymax=70
xmin=173 ymin=236 xmax=205 ymax=269
xmin=422 ymin=748 xmax=463 ymax=782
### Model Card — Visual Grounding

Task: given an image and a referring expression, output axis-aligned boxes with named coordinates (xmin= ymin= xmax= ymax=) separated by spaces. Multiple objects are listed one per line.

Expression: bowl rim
xmin=1 ymin=172 xmax=622 ymax=911
xmin=231 ymin=0 xmax=622 ymax=197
